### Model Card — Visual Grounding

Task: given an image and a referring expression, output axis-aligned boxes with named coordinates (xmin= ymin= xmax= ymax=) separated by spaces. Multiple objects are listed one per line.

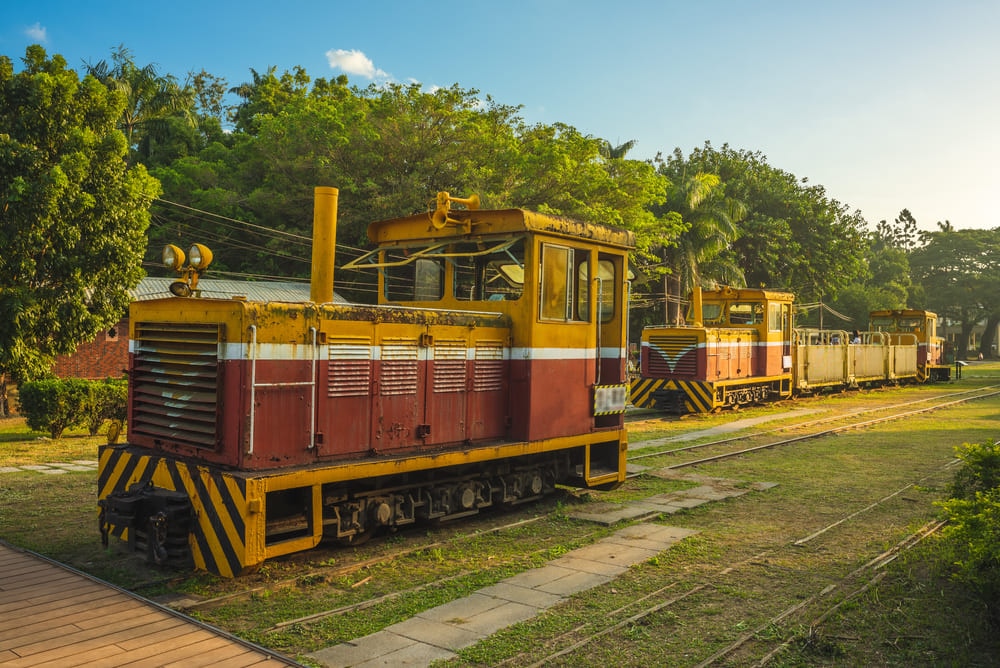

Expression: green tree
xmin=875 ymin=208 xmax=919 ymax=252
xmin=85 ymin=45 xmax=193 ymax=163
xmin=669 ymin=143 xmax=867 ymax=308
xmin=830 ymin=209 xmax=915 ymax=327
xmin=150 ymin=73 xmax=676 ymax=305
xmin=599 ymin=139 xmax=637 ymax=160
xmin=0 ymin=45 xmax=160 ymax=382
xmin=909 ymin=225 xmax=996 ymax=358
xmin=652 ymin=150 xmax=746 ymax=323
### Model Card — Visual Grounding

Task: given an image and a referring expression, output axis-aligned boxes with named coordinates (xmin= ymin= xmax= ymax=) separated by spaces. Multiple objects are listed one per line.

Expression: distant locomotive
xmin=630 ymin=286 xmax=951 ymax=413
xmin=99 ymin=188 xmax=634 ymax=576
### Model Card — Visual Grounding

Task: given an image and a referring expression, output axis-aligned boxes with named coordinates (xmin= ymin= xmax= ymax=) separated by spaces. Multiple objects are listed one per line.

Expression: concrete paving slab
xmin=536 ymin=569 xmax=612 ymax=596
xmin=308 ymin=629 xmax=417 ymax=666
xmin=415 ymin=592 xmax=508 ymax=623
xmin=476 ymin=581 xmax=564 ymax=608
xmin=431 ymin=599 xmax=540 ymax=635
xmin=391 ymin=615 xmax=484 ymax=650
xmin=556 ymin=542 xmax=660 ymax=570
xmin=602 ymin=530 xmax=697 ymax=552
xmin=548 ymin=554 xmax=629 ymax=578
xmin=643 ymin=495 xmax=710 ymax=509
xmin=567 ymin=503 xmax=662 ymax=524
xmin=681 ymin=485 xmax=736 ymax=500
xmin=350 ymin=640 xmax=455 ymax=668
xmin=612 ymin=523 xmax=697 ymax=542
xmin=503 ymin=564 xmax=578 ymax=589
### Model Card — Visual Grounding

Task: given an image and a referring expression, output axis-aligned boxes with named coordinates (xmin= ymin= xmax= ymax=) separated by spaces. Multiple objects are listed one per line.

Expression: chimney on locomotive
xmin=310 ymin=186 xmax=340 ymax=304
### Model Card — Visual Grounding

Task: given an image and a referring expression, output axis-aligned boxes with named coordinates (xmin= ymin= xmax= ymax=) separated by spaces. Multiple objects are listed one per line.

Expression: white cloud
xmin=25 ymin=22 xmax=47 ymax=43
xmin=325 ymin=49 xmax=388 ymax=79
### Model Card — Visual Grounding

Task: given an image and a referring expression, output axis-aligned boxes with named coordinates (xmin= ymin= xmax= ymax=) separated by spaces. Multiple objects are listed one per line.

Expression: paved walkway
xmin=0 ymin=460 xmax=98 ymax=475
xmin=307 ymin=470 xmax=775 ymax=668
xmin=0 ymin=541 xmax=298 ymax=667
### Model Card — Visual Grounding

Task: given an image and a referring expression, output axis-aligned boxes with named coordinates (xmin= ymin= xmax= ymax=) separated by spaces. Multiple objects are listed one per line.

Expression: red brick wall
xmin=50 ymin=319 xmax=129 ymax=379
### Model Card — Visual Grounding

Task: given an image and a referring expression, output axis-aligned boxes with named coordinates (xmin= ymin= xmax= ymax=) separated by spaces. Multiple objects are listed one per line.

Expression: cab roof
xmin=367 ymin=207 xmax=635 ymax=250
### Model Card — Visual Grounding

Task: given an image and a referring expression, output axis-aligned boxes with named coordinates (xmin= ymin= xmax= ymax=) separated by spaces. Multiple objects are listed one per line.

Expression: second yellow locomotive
xmin=631 ymin=286 xmax=951 ymax=413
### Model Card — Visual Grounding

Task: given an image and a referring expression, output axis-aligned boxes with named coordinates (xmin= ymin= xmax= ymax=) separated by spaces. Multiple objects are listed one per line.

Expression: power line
xmin=151 ymin=198 xmax=372 ymax=256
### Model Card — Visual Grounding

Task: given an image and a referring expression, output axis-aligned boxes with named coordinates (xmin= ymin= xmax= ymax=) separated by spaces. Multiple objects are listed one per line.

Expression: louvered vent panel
xmin=381 ymin=340 xmax=419 ymax=396
xmin=131 ymin=321 xmax=221 ymax=449
xmin=328 ymin=337 xmax=372 ymax=397
xmin=434 ymin=340 xmax=467 ymax=393
xmin=473 ymin=341 xmax=505 ymax=392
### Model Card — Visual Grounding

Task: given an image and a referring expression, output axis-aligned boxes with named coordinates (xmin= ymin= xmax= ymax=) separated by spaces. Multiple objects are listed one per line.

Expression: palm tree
xmin=85 ymin=45 xmax=191 ymax=160
xmin=659 ymin=171 xmax=746 ymax=324
xmin=599 ymin=139 xmax=637 ymax=160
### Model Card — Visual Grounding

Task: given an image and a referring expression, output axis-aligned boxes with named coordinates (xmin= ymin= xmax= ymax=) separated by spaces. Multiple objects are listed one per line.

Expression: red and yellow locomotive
xmin=631 ymin=287 xmax=950 ymax=413
xmin=99 ymin=188 xmax=634 ymax=576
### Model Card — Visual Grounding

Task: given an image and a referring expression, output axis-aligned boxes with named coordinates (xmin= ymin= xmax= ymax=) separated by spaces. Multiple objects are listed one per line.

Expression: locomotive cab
xmin=631 ymin=286 xmax=794 ymax=412
xmin=869 ymin=309 xmax=951 ymax=381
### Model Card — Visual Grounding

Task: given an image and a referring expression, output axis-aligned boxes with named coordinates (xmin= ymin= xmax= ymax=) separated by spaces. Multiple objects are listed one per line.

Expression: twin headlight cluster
xmin=162 ymin=243 xmax=213 ymax=297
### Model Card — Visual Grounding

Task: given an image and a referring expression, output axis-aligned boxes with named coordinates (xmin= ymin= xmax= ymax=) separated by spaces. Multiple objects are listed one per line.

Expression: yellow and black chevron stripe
xmin=629 ymin=377 xmax=665 ymax=408
xmin=629 ymin=378 xmax=716 ymax=412
xmin=98 ymin=446 xmax=249 ymax=578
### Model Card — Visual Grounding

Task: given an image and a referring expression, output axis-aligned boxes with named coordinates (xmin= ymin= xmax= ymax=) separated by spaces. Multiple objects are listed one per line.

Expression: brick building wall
xmin=50 ymin=320 xmax=129 ymax=380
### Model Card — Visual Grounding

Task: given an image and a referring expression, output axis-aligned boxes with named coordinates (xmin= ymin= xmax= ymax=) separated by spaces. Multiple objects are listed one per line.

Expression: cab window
xmin=768 ymin=303 xmax=784 ymax=331
xmin=701 ymin=303 xmax=723 ymax=324
xmin=540 ymin=244 xmax=573 ymax=320
xmin=384 ymin=253 xmax=444 ymax=301
xmin=453 ymin=239 xmax=525 ymax=302
xmin=576 ymin=258 xmax=617 ymax=324
xmin=729 ymin=302 xmax=763 ymax=325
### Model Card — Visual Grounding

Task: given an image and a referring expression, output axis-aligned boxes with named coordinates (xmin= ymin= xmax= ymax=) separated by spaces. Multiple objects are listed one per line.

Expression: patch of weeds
xmin=624 ymin=621 xmax=652 ymax=640
xmin=792 ymin=626 xmax=846 ymax=659
xmin=754 ymin=621 xmax=785 ymax=642
xmin=297 ymin=573 xmax=326 ymax=587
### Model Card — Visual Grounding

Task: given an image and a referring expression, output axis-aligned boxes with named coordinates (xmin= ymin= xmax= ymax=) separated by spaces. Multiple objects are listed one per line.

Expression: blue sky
xmin=5 ymin=1 xmax=999 ymax=231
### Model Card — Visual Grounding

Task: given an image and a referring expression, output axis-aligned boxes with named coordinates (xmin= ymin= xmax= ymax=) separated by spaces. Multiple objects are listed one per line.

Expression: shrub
xmin=18 ymin=378 xmax=91 ymax=439
xmin=80 ymin=379 xmax=128 ymax=436
xmin=948 ymin=439 xmax=1000 ymax=499
xmin=17 ymin=377 xmax=127 ymax=439
xmin=938 ymin=440 xmax=1000 ymax=626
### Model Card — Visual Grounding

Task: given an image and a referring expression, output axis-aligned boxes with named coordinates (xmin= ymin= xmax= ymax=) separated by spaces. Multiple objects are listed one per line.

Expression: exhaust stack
xmin=310 ymin=186 xmax=339 ymax=304
xmin=690 ymin=284 xmax=703 ymax=327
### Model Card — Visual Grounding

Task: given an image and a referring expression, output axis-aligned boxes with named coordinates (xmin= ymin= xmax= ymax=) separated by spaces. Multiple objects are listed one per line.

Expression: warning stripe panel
xmin=98 ymin=446 xmax=248 ymax=578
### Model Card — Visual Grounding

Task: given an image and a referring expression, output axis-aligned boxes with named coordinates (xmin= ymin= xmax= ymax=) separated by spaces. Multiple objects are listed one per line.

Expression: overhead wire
xmin=151 ymin=198 xmax=371 ymax=257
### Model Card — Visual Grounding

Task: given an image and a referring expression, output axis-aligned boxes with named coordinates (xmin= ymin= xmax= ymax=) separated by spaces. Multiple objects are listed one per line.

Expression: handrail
xmin=247 ymin=325 xmax=319 ymax=454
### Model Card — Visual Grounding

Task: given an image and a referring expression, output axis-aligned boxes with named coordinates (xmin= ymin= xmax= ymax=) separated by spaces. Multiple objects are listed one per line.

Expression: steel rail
xmin=655 ymin=387 xmax=1000 ymax=470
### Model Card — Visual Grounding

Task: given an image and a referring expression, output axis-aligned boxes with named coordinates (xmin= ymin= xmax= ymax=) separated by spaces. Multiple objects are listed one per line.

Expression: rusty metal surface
xmin=367 ymin=208 xmax=635 ymax=249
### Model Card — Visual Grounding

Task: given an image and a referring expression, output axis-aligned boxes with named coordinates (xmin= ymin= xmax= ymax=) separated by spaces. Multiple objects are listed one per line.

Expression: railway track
xmin=145 ymin=384 xmax=997 ymax=664
xmin=629 ymin=385 xmax=1000 ymax=470
xmin=500 ymin=458 xmax=960 ymax=667
xmin=163 ymin=511 xmax=573 ymax=614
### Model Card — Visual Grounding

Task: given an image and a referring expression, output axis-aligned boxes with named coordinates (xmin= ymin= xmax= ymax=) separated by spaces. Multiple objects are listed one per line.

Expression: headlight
xmin=188 ymin=243 xmax=213 ymax=270
xmin=162 ymin=244 xmax=185 ymax=270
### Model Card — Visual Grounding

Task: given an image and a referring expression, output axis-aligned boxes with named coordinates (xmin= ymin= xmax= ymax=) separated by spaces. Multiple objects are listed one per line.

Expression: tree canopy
xmin=4 ymin=41 xmax=994 ymax=374
xmin=0 ymin=46 xmax=160 ymax=381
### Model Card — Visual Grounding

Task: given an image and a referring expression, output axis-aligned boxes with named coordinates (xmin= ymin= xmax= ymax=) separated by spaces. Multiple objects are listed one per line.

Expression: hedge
xmin=17 ymin=377 xmax=127 ymax=440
